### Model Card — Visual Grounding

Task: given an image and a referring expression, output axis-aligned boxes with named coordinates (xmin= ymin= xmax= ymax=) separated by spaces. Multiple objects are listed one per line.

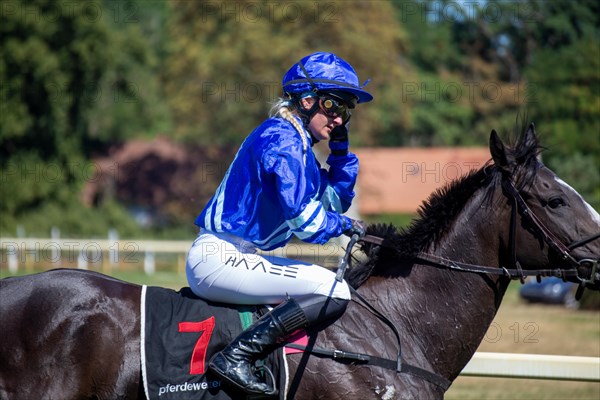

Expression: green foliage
xmin=525 ymin=37 xmax=600 ymax=161
xmin=519 ymin=1 xmax=600 ymax=206
xmin=547 ymin=153 xmax=600 ymax=210
xmin=1 ymin=0 xmax=108 ymax=160
xmin=392 ymin=0 xmax=530 ymax=147
xmin=9 ymin=198 xmax=140 ymax=238
xmin=391 ymin=0 xmax=599 ymax=205
xmin=86 ymin=0 xmax=172 ymax=143
xmin=1 ymin=0 xmax=170 ymax=236
xmin=163 ymin=0 xmax=413 ymax=146
xmin=1 ymin=0 xmax=598 ymax=237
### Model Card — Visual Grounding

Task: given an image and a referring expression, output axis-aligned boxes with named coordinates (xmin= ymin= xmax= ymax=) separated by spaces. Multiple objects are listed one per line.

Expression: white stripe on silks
xmin=203 ymin=198 xmax=214 ymax=231
xmin=203 ymin=183 xmax=220 ymax=231
xmin=213 ymin=184 xmax=226 ymax=231
xmin=292 ymin=204 xmax=326 ymax=240
xmin=287 ymin=200 xmax=322 ymax=230
xmin=210 ymin=150 xmax=242 ymax=231
xmin=320 ymin=188 xmax=331 ymax=212
xmin=211 ymin=168 xmax=233 ymax=231
xmin=257 ymin=230 xmax=293 ymax=250
xmin=322 ymin=185 xmax=343 ymax=212
xmin=253 ymin=221 xmax=290 ymax=246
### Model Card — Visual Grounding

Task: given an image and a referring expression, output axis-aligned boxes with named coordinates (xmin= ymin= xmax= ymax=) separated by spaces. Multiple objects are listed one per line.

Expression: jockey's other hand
xmin=344 ymin=218 xmax=366 ymax=239
xmin=329 ymin=120 xmax=350 ymax=156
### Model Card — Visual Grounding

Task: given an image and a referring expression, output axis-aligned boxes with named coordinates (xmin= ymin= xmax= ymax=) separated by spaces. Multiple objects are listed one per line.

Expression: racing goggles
xmin=318 ymin=96 xmax=352 ymax=122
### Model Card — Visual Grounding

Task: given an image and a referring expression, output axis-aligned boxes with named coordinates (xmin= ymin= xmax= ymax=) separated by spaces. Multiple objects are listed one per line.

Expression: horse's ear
xmin=522 ymin=122 xmax=538 ymax=149
xmin=489 ymin=129 xmax=514 ymax=171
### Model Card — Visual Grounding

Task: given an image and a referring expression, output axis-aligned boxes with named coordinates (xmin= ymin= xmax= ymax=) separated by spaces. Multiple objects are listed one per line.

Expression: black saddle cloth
xmin=141 ymin=286 xmax=285 ymax=400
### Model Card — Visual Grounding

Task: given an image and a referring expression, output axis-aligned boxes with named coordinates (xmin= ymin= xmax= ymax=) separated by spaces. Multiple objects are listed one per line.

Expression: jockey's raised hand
xmin=329 ymin=117 xmax=350 ymax=156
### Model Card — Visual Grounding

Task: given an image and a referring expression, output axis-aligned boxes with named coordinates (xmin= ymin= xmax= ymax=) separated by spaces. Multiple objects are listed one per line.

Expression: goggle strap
xmin=283 ymin=77 xmax=363 ymax=91
xmin=297 ymin=61 xmax=319 ymax=93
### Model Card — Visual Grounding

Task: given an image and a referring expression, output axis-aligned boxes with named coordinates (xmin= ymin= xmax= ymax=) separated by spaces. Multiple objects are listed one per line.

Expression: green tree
xmin=392 ymin=0 xmax=527 ymax=146
xmin=163 ymin=0 xmax=413 ymax=147
xmin=393 ymin=0 xmax=598 ymax=209
xmin=516 ymin=0 xmax=600 ymax=206
xmin=0 ymin=0 xmax=170 ymax=235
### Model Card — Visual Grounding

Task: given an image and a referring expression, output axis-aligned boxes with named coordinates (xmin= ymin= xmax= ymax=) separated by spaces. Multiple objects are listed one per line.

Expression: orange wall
xmin=353 ymin=147 xmax=490 ymax=214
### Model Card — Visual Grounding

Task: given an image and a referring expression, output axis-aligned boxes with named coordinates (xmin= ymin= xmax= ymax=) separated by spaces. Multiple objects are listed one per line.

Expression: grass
xmin=447 ymin=378 xmax=599 ymax=400
xmin=445 ymin=284 xmax=600 ymax=400
xmin=2 ymin=267 xmax=598 ymax=399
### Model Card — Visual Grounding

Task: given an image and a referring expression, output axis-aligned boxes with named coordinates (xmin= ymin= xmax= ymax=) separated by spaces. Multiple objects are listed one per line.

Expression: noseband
xmin=501 ymin=178 xmax=600 ymax=297
xmin=361 ymin=178 xmax=600 ymax=298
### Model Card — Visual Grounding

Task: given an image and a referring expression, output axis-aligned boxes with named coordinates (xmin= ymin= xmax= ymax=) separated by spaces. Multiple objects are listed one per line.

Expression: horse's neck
xmin=359 ymin=192 xmax=511 ymax=382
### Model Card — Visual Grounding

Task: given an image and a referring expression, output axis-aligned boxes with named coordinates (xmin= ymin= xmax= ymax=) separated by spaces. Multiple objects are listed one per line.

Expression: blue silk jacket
xmin=196 ymin=116 xmax=357 ymax=251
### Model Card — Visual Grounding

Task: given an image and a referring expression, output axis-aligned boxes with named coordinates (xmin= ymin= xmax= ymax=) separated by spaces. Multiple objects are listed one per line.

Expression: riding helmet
xmin=282 ymin=52 xmax=373 ymax=104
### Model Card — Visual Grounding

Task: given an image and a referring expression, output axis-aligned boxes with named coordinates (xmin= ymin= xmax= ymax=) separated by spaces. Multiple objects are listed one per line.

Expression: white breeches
xmin=186 ymin=231 xmax=351 ymax=305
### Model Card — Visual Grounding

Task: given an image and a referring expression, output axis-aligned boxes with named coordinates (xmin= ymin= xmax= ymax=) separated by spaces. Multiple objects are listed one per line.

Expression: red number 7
xmin=178 ymin=316 xmax=215 ymax=375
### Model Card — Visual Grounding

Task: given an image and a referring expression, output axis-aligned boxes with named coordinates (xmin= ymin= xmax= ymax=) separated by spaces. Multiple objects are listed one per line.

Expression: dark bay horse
xmin=1 ymin=124 xmax=599 ymax=399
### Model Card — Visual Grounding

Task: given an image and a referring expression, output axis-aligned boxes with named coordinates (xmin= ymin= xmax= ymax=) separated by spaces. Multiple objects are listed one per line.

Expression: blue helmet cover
xmin=282 ymin=52 xmax=373 ymax=104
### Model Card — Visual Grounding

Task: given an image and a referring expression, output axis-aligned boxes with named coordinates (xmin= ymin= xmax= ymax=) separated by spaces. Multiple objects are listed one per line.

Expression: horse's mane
xmin=346 ymin=123 xmax=544 ymax=289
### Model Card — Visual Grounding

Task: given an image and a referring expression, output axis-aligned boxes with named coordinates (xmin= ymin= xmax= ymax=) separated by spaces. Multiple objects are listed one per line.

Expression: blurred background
xmin=1 ymin=0 xmax=598 ymax=240
xmin=1 ymin=1 xmax=599 ymax=397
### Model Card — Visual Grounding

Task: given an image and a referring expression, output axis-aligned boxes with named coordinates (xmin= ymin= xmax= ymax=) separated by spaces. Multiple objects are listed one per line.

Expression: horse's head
xmin=490 ymin=123 xmax=600 ymax=292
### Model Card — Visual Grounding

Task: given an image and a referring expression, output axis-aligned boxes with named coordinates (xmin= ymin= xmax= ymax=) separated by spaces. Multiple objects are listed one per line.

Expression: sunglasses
xmin=318 ymin=96 xmax=352 ymax=122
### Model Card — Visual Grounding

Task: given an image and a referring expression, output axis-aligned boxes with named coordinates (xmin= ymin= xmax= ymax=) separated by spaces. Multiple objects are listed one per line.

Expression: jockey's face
xmin=301 ymin=97 xmax=344 ymax=141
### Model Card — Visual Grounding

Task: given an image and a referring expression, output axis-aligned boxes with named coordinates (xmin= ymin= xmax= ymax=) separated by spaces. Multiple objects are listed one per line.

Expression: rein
xmin=361 ymin=234 xmax=583 ymax=281
xmin=286 ymin=286 xmax=452 ymax=391
xmin=292 ymin=232 xmax=452 ymax=389
xmin=361 ymin=179 xmax=600 ymax=291
xmin=294 ymin=176 xmax=598 ymax=391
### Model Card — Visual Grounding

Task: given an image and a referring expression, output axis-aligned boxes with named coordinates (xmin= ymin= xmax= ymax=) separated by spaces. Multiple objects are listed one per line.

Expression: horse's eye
xmin=548 ymin=197 xmax=565 ymax=209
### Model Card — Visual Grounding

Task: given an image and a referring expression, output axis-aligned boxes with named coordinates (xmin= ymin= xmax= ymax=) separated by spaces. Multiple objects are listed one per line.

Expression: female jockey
xmin=185 ymin=52 xmax=373 ymax=396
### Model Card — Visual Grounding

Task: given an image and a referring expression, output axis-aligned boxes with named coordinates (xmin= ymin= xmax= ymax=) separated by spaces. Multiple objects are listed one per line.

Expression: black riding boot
xmin=209 ymin=295 xmax=349 ymax=396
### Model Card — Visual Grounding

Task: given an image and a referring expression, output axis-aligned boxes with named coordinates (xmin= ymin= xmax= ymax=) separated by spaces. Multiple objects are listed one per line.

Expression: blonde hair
xmin=270 ymin=97 xmax=308 ymax=153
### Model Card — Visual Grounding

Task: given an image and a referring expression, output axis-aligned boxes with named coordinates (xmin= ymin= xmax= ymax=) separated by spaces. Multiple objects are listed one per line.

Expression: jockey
xmin=186 ymin=51 xmax=372 ymax=396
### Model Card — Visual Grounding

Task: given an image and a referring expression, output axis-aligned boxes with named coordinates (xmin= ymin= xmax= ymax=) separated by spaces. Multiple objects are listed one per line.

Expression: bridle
xmin=361 ymin=177 xmax=600 ymax=299
xmin=306 ymin=171 xmax=599 ymax=390
xmin=501 ymin=179 xmax=599 ymax=290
